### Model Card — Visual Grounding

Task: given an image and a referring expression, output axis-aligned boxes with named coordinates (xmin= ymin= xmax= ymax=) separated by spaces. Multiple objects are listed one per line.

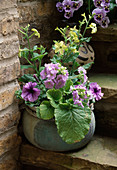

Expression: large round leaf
xmin=40 ymin=101 xmax=54 ymax=120
xmin=55 ymin=103 xmax=91 ymax=144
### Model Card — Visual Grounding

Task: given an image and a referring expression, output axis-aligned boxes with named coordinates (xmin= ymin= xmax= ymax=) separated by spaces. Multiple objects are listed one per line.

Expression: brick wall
xmin=0 ymin=0 xmax=21 ymax=169
xmin=17 ymin=0 xmax=62 ymax=54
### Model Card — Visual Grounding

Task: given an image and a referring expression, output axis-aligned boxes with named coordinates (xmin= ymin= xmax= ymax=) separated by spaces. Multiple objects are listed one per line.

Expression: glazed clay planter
xmin=22 ymin=106 xmax=95 ymax=152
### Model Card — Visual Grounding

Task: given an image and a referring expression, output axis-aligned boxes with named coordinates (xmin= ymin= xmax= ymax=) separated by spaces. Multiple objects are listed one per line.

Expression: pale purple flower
xmin=64 ymin=10 xmax=74 ymax=19
xmin=89 ymin=82 xmax=103 ymax=101
xmin=71 ymin=0 xmax=83 ymax=11
xmin=62 ymin=0 xmax=73 ymax=11
xmin=83 ymin=74 xmax=88 ymax=85
xmin=40 ymin=69 xmax=47 ymax=80
xmin=101 ymin=2 xmax=110 ymax=13
xmin=74 ymin=100 xmax=84 ymax=108
xmin=56 ymin=2 xmax=64 ymax=12
xmin=72 ymin=90 xmax=79 ymax=101
xmin=92 ymin=8 xmax=106 ymax=23
xmin=116 ymin=0 xmax=117 ymax=4
xmin=44 ymin=79 xmax=54 ymax=89
xmin=78 ymin=66 xmax=86 ymax=74
xmin=93 ymin=0 xmax=103 ymax=8
xmin=55 ymin=74 xmax=66 ymax=89
xmin=103 ymin=0 xmax=110 ymax=5
xmin=100 ymin=16 xmax=110 ymax=28
xmin=21 ymin=82 xmax=40 ymax=102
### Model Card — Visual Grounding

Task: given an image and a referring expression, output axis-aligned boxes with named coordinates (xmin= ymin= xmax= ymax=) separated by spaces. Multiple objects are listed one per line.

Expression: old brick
xmin=0 ymin=81 xmax=20 ymax=111
xmin=0 ymin=104 xmax=20 ymax=133
xmin=0 ymin=36 xmax=19 ymax=60
xmin=1 ymin=16 xmax=19 ymax=36
xmin=0 ymin=129 xmax=21 ymax=157
xmin=0 ymin=0 xmax=17 ymax=10
xmin=0 ymin=57 xmax=20 ymax=85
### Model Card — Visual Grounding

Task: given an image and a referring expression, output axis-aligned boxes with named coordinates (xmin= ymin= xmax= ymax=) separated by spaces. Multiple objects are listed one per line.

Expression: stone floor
xmin=20 ymin=135 xmax=117 ymax=170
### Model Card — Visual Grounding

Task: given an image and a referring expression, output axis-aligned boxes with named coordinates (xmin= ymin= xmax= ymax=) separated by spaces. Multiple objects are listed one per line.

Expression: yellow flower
xmin=31 ymin=28 xmax=40 ymax=38
xmin=54 ymin=41 xmax=67 ymax=55
xmin=89 ymin=23 xmax=97 ymax=34
xmin=69 ymin=30 xmax=79 ymax=43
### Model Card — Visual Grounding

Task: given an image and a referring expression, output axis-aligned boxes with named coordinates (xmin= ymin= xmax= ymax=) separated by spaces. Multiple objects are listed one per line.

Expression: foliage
xmin=16 ymin=11 xmax=104 ymax=143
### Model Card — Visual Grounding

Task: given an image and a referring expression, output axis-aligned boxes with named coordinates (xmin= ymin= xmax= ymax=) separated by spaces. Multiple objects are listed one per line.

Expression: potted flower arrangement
xmin=15 ymin=2 xmax=106 ymax=151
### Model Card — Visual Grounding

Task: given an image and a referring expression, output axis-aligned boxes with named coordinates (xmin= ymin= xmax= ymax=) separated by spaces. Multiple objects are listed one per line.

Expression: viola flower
xmin=101 ymin=2 xmax=110 ymax=13
xmin=21 ymin=82 xmax=40 ymax=102
xmin=100 ymin=16 xmax=110 ymax=28
xmin=44 ymin=79 xmax=54 ymax=89
xmin=93 ymin=0 xmax=103 ymax=8
xmin=92 ymin=8 xmax=106 ymax=23
xmin=56 ymin=2 xmax=64 ymax=12
xmin=71 ymin=0 xmax=83 ymax=11
xmin=64 ymin=10 xmax=74 ymax=19
xmin=62 ymin=0 xmax=73 ymax=11
xmin=89 ymin=82 xmax=104 ymax=101
xmin=103 ymin=0 xmax=110 ymax=5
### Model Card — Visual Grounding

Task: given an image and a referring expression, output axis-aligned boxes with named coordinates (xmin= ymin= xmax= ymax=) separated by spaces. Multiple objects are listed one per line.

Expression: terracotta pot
xmin=22 ymin=106 xmax=95 ymax=152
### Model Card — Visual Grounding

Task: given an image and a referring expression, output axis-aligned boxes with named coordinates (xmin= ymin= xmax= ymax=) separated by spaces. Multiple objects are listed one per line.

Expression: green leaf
xmin=36 ymin=107 xmax=41 ymax=118
xmin=46 ymin=89 xmax=62 ymax=108
xmin=20 ymin=65 xmax=33 ymax=69
xmin=55 ymin=104 xmax=91 ymax=144
xmin=18 ymin=74 xmax=36 ymax=83
xmin=40 ymin=101 xmax=54 ymax=120
xmin=33 ymin=45 xmax=38 ymax=51
xmin=82 ymin=62 xmax=94 ymax=70
xmin=64 ymin=79 xmax=73 ymax=93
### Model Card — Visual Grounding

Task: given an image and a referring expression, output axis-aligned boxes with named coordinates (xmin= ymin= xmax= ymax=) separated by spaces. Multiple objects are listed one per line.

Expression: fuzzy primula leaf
xmin=46 ymin=89 xmax=62 ymax=108
xmin=55 ymin=103 xmax=91 ymax=144
xmin=40 ymin=101 xmax=54 ymax=120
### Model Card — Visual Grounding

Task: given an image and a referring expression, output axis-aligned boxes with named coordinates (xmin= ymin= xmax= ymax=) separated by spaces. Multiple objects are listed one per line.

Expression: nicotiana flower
xmin=89 ymin=82 xmax=104 ymax=101
xmin=21 ymin=82 xmax=40 ymax=102
xmin=56 ymin=2 xmax=64 ymax=12
xmin=89 ymin=23 xmax=97 ymax=34
xmin=54 ymin=41 xmax=67 ymax=55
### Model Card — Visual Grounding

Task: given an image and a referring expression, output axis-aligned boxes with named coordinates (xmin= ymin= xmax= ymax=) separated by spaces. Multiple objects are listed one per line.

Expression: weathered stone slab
xmin=20 ymin=135 xmax=117 ymax=170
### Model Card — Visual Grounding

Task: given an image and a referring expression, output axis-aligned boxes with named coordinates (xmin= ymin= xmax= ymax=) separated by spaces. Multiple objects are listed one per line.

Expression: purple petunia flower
xmin=56 ymin=2 xmax=64 ymax=12
xmin=44 ymin=79 xmax=54 ymax=89
xmin=100 ymin=16 xmax=110 ymax=28
xmin=89 ymin=82 xmax=103 ymax=101
xmin=21 ymin=82 xmax=40 ymax=102
xmin=92 ymin=8 xmax=106 ymax=23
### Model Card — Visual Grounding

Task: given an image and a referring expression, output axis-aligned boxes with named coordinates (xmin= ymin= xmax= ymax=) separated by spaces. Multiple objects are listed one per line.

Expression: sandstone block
xmin=0 ymin=129 xmax=21 ymax=157
xmin=0 ymin=57 xmax=20 ymax=85
xmin=1 ymin=16 xmax=19 ymax=36
xmin=0 ymin=104 xmax=20 ymax=134
xmin=0 ymin=81 xmax=20 ymax=111
xmin=0 ymin=0 xmax=17 ymax=10
xmin=0 ymin=36 xmax=19 ymax=60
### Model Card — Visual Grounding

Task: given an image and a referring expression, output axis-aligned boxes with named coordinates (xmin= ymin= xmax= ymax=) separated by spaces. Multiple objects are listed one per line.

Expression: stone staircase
xmin=19 ymin=73 xmax=117 ymax=170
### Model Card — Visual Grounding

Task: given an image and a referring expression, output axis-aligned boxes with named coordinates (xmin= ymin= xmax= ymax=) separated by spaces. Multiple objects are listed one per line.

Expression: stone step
xmin=89 ymin=73 xmax=117 ymax=136
xmin=20 ymin=135 xmax=117 ymax=170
